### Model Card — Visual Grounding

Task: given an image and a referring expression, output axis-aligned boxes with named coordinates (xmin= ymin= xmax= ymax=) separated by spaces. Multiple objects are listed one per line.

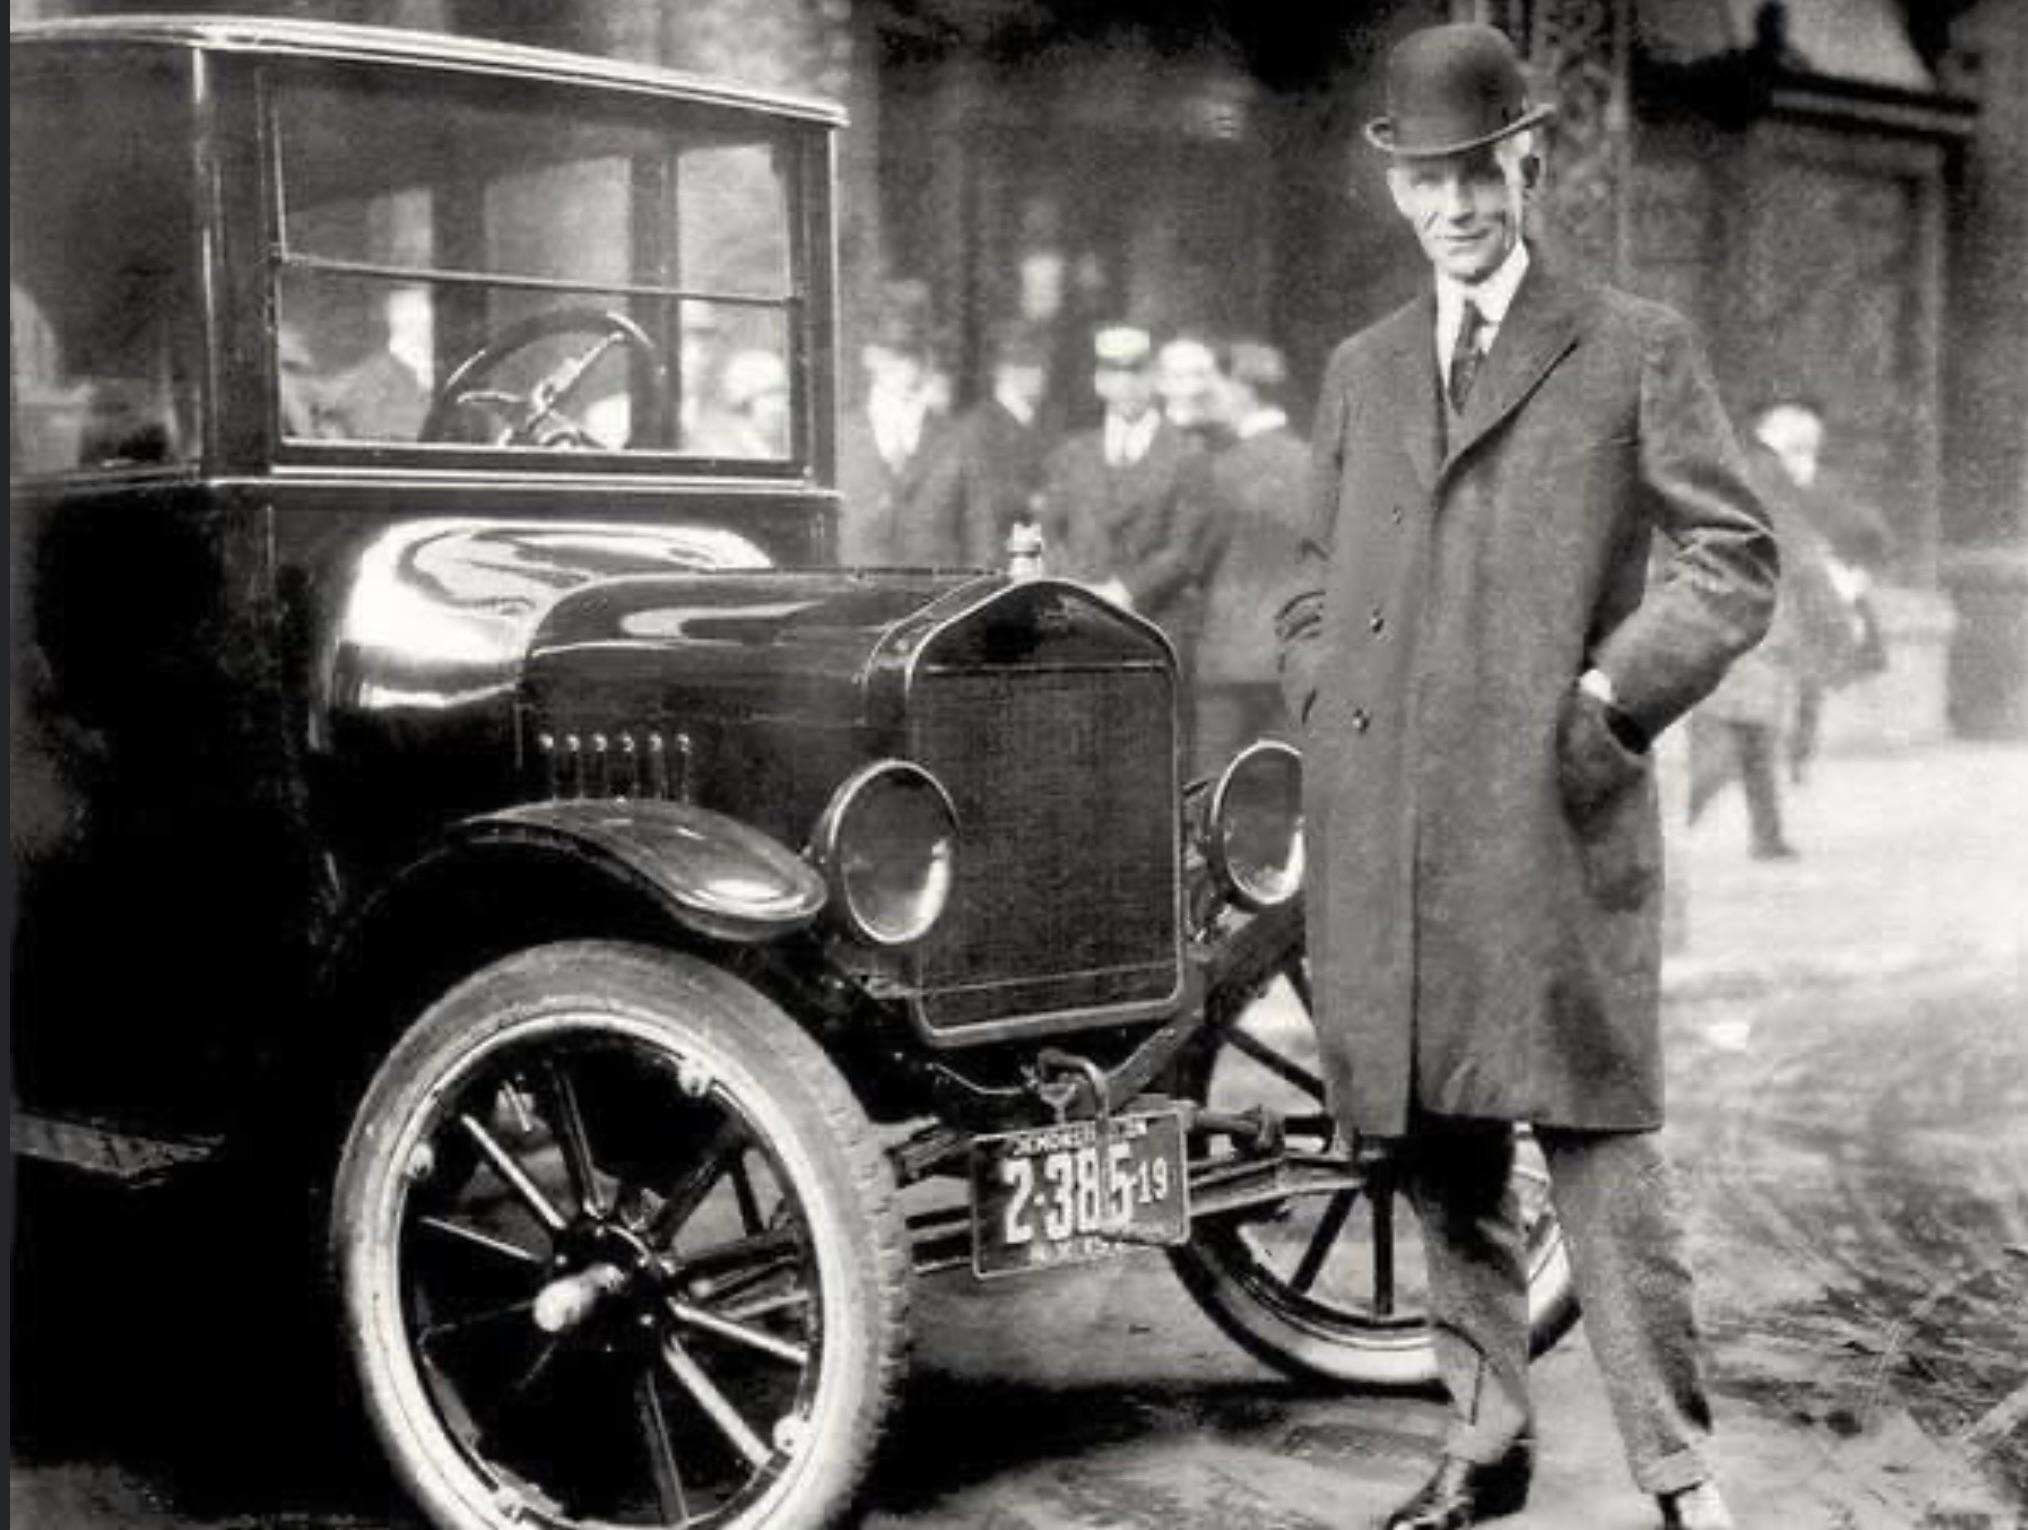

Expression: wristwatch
xmin=1579 ymin=668 xmax=1649 ymax=753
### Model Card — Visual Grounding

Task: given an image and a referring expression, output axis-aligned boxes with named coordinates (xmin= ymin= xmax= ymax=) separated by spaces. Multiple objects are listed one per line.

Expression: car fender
xmin=436 ymin=798 xmax=828 ymax=944
xmin=282 ymin=802 xmax=826 ymax=1168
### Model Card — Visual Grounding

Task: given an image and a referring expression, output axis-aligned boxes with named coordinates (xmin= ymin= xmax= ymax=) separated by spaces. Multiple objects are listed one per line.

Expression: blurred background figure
xmin=954 ymin=318 xmax=1052 ymax=569
xmin=836 ymin=278 xmax=965 ymax=564
xmin=1155 ymin=331 xmax=1232 ymax=452
xmin=1039 ymin=322 xmax=1216 ymax=724
xmin=693 ymin=347 xmax=791 ymax=460
xmin=1194 ymin=337 xmax=1307 ymax=776
xmin=921 ymin=355 xmax=956 ymax=417
xmin=320 ymin=283 xmax=431 ymax=441
xmin=675 ymin=304 xmax=728 ymax=449
xmin=1752 ymin=395 xmax=1895 ymax=785
xmin=1690 ymin=435 xmax=1857 ymax=859
xmin=274 ymin=321 xmax=327 ymax=439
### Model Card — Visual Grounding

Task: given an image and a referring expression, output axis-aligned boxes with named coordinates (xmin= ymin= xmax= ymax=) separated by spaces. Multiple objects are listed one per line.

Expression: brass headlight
xmin=810 ymin=761 xmax=958 ymax=947
xmin=1204 ymin=740 xmax=1304 ymax=911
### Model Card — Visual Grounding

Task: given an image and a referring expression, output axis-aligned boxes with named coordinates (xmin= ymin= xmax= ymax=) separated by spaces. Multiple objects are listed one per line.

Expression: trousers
xmin=1688 ymin=718 xmax=1788 ymax=854
xmin=1403 ymin=1119 xmax=1714 ymax=1495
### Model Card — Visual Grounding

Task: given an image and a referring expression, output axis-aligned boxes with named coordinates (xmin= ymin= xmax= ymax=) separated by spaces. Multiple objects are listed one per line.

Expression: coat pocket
xmin=1556 ymin=687 xmax=1649 ymax=834
xmin=1572 ymin=775 xmax=1662 ymax=911
xmin=1557 ymin=692 xmax=1661 ymax=911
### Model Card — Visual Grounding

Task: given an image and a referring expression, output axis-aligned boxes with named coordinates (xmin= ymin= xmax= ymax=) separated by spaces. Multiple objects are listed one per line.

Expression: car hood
xmin=522 ymin=568 xmax=984 ymax=728
xmin=323 ymin=517 xmax=977 ymax=725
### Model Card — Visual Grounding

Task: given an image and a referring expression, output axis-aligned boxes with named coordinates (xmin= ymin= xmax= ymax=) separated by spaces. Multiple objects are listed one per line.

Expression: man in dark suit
xmin=1156 ymin=331 xmax=1236 ymax=454
xmin=950 ymin=320 xmax=1052 ymax=570
xmin=1278 ymin=25 xmax=1777 ymax=1530
xmin=1195 ymin=337 xmax=1309 ymax=775
xmin=836 ymin=284 xmax=967 ymax=566
xmin=1039 ymin=323 xmax=1216 ymax=692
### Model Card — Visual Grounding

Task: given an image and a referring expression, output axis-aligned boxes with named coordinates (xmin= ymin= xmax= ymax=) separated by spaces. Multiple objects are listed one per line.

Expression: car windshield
xmin=271 ymin=64 xmax=802 ymax=465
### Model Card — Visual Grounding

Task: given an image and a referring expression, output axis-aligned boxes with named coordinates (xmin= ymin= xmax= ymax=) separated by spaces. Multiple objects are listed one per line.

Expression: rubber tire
xmin=331 ymin=940 xmax=910 ymax=1530
xmin=1169 ymin=907 xmax=1579 ymax=1390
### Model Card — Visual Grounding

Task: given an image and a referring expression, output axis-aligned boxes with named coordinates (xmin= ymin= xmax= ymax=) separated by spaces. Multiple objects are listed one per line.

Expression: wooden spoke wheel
xmin=1170 ymin=908 xmax=1578 ymax=1389
xmin=332 ymin=942 xmax=908 ymax=1530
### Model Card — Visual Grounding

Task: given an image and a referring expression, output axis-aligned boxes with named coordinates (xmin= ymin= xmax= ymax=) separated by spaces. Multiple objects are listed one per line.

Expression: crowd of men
xmin=835 ymin=289 xmax=1308 ymax=775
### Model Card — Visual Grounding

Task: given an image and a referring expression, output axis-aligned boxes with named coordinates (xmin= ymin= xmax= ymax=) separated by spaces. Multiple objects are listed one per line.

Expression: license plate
xmin=968 ymin=1110 xmax=1190 ymax=1278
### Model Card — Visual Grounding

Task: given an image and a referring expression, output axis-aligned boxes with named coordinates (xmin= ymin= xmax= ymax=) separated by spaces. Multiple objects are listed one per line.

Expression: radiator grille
xmin=907 ymin=665 xmax=1179 ymax=1036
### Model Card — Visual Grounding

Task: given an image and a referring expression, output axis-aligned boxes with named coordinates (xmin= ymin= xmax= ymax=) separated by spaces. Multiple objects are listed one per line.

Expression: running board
xmin=11 ymin=1110 xmax=221 ymax=1185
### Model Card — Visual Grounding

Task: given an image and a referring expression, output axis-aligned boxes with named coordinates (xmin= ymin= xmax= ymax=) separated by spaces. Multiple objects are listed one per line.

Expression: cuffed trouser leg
xmin=1536 ymin=1127 xmax=1714 ymax=1495
xmin=1404 ymin=1120 xmax=1532 ymax=1463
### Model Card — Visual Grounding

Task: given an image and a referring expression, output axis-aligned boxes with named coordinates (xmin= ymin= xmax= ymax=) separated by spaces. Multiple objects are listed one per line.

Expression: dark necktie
xmin=1448 ymin=301 xmax=1486 ymax=414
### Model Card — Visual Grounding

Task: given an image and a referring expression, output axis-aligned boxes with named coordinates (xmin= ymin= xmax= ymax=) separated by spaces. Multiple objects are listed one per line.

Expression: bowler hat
xmin=1364 ymin=23 xmax=1554 ymax=158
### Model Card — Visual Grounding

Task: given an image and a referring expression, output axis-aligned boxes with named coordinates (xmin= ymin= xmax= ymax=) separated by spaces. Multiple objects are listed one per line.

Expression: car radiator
xmin=905 ymin=661 xmax=1181 ymax=1040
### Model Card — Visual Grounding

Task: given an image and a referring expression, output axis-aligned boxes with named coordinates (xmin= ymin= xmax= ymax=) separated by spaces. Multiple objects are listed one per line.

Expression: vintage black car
xmin=10 ymin=17 xmax=1575 ymax=1530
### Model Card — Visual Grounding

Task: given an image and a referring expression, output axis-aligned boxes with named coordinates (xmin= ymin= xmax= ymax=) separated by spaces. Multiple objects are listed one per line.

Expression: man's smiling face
xmin=1387 ymin=139 xmax=1529 ymax=285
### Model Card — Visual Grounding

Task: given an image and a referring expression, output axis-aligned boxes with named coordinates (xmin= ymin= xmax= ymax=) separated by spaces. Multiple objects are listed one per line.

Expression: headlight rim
xmin=1204 ymin=738 xmax=1304 ymax=913
xmin=809 ymin=759 xmax=959 ymax=949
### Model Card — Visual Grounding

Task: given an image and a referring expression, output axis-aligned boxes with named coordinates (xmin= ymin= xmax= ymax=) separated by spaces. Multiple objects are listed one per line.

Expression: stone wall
xmin=1941 ymin=0 xmax=2028 ymax=553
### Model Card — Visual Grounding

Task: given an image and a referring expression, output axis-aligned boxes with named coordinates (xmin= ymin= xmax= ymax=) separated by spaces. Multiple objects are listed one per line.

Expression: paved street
xmin=12 ymin=743 xmax=2028 ymax=1529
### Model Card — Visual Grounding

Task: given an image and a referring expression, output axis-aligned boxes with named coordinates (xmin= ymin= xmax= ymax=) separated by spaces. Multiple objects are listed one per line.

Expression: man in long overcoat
xmin=1277 ymin=26 xmax=1776 ymax=1530
xmin=1040 ymin=324 xmax=1216 ymax=686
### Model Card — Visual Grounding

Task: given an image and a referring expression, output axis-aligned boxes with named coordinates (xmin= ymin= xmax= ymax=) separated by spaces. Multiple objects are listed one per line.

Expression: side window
xmin=9 ymin=53 xmax=201 ymax=474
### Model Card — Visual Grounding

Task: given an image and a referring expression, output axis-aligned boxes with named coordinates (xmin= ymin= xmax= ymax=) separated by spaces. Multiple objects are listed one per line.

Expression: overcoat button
xmin=1368 ymin=609 xmax=1386 ymax=635
xmin=1351 ymin=708 xmax=1371 ymax=733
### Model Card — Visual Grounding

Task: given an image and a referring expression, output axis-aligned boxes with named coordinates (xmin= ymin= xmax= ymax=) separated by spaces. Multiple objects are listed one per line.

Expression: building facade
xmin=15 ymin=0 xmax=2025 ymax=640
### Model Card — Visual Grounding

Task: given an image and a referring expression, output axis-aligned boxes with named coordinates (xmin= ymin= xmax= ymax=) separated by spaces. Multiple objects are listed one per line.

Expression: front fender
xmin=446 ymin=799 xmax=828 ymax=944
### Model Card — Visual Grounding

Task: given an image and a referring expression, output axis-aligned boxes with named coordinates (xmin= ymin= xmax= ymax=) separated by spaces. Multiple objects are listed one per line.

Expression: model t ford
xmin=10 ymin=17 xmax=1574 ymax=1530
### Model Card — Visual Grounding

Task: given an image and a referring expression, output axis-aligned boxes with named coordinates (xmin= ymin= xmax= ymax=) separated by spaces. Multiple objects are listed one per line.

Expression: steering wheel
xmin=421 ymin=307 xmax=669 ymax=449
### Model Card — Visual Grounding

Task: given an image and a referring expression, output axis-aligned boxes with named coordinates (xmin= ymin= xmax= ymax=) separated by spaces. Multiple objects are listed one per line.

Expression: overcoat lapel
xmin=1388 ymin=297 xmax=1441 ymax=493
xmin=1440 ymin=266 xmax=1583 ymax=479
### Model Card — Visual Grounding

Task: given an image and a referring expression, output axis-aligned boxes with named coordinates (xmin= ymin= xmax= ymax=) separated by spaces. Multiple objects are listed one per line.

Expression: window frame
xmin=257 ymin=57 xmax=821 ymax=480
xmin=7 ymin=46 xmax=211 ymax=485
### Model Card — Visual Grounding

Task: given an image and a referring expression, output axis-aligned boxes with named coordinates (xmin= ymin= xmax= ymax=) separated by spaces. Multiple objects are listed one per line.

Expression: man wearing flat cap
xmin=1279 ymin=23 xmax=1775 ymax=1530
xmin=1040 ymin=323 xmax=1216 ymax=692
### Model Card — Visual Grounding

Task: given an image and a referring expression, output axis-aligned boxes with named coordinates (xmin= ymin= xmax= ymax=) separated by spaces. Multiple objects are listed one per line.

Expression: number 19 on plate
xmin=968 ymin=1110 xmax=1190 ymax=1278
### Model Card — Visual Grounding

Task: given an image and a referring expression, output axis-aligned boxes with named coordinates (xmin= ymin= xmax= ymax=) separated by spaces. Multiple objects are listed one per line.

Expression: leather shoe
xmin=1658 ymin=1481 xmax=1736 ymax=1529
xmin=1381 ymin=1438 xmax=1533 ymax=1529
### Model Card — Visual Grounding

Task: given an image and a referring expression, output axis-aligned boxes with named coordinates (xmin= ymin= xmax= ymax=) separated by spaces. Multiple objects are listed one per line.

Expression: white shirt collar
xmin=1236 ymin=406 xmax=1288 ymax=442
xmin=1104 ymin=408 xmax=1159 ymax=467
xmin=1436 ymin=240 xmax=1531 ymax=383
xmin=869 ymin=386 xmax=927 ymax=468
xmin=994 ymin=382 xmax=1036 ymax=427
